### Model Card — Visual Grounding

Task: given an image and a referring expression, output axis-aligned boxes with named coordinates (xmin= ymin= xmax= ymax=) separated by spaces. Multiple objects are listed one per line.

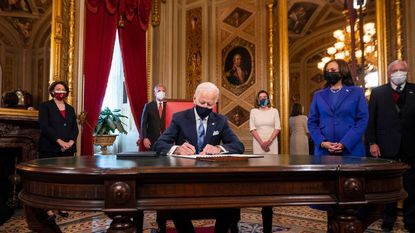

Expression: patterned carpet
xmin=0 ymin=206 xmax=407 ymax=233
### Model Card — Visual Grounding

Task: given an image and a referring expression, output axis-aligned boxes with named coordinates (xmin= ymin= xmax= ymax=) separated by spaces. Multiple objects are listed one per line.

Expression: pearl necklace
xmin=330 ymin=87 xmax=342 ymax=93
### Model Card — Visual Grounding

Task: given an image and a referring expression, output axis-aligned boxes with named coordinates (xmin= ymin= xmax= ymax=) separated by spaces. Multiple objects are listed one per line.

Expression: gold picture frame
xmin=0 ymin=0 xmax=75 ymax=118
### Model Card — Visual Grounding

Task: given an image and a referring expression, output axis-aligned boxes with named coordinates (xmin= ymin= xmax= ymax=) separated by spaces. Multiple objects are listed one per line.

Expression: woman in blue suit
xmin=308 ymin=59 xmax=368 ymax=156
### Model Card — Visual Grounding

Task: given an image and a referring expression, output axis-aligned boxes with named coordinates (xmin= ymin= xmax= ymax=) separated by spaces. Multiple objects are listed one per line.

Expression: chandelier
xmin=317 ymin=0 xmax=378 ymax=88
xmin=317 ymin=22 xmax=376 ymax=71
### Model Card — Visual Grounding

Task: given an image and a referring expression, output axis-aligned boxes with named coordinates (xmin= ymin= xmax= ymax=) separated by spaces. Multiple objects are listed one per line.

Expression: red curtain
xmin=118 ymin=16 xmax=148 ymax=144
xmin=82 ymin=0 xmax=151 ymax=155
xmin=82 ymin=4 xmax=117 ymax=156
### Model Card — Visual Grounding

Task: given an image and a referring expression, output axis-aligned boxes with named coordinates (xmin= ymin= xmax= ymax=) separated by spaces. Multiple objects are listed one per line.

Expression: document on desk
xmin=171 ymin=154 xmax=264 ymax=161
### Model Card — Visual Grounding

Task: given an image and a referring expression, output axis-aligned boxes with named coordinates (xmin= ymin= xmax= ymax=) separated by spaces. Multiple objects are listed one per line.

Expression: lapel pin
xmin=346 ymin=89 xmax=350 ymax=93
xmin=409 ymin=91 xmax=414 ymax=94
xmin=212 ymin=123 xmax=215 ymax=125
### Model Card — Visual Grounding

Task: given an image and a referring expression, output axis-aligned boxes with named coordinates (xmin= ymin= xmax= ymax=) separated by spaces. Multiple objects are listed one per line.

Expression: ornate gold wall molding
xmin=50 ymin=0 xmax=75 ymax=104
xmin=276 ymin=0 xmax=289 ymax=154
xmin=267 ymin=1 xmax=274 ymax=105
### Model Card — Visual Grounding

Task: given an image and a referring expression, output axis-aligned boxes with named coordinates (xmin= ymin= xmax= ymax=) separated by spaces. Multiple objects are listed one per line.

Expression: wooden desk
xmin=17 ymin=154 xmax=408 ymax=233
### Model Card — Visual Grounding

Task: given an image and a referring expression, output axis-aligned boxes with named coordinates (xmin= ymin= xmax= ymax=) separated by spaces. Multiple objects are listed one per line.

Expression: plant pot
xmin=93 ymin=135 xmax=118 ymax=155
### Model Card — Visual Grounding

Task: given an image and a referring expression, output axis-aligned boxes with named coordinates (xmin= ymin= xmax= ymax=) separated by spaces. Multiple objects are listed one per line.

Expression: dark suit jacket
xmin=38 ymin=100 xmax=78 ymax=158
xmin=367 ymin=82 xmax=415 ymax=164
xmin=308 ymin=86 xmax=368 ymax=156
xmin=153 ymin=108 xmax=244 ymax=155
xmin=141 ymin=101 xmax=165 ymax=149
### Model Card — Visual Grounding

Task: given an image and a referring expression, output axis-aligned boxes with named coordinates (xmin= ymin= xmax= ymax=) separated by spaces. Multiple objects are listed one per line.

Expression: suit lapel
xmin=321 ymin=88 xmax=334 ymax=113
xmin=185 ymin=109 xmax=198 ymax=146
xmin=402 ymin=83 xmax=415 ymax=113
xmin=205 ymin=113 xmax=217 ymax=146
xmin=334 ymin=87 xmax=351 ymax=109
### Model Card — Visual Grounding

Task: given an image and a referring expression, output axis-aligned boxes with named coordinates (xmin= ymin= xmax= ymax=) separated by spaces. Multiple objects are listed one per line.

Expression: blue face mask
xmin=258 ymin=99 xmax=268 ymax=107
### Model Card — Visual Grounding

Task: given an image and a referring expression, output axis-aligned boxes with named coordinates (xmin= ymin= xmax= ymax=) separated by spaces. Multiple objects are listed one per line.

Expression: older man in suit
xmin=139 ymin=84 xmax=166 ymax=150
xmin=367 ymin=60 xmax=415 ymax=233
xmin=154 ymin=82 xmax=244 ymax=233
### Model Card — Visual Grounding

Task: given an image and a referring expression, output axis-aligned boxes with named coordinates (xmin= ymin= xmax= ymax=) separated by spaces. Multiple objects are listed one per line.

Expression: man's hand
xmin=143 ymin=138 xmax=152 ymax=149
xmin=200 ymin=144 xmax=221 ymax=155
xmin=370 ymin=144 xmax=381 ymax=158
xmin=174 ymin=142 xmax=196 ymax=155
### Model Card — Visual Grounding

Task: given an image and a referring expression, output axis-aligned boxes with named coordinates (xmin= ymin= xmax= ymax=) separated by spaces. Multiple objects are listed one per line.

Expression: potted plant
xmin=94 ymin=107 xmax=128 ymax=154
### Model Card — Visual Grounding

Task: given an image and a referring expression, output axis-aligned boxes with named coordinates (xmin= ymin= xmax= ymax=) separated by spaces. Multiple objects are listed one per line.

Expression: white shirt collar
xmin=390 ymin=82 xmax=406 ymax=91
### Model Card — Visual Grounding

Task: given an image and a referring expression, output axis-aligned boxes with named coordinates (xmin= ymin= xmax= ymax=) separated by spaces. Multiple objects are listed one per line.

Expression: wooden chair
xmin=156 ymin=99 xmax=239 ymax=233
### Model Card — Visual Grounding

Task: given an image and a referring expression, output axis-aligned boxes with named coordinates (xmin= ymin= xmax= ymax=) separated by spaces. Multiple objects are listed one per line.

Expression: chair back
xmin=164 ymin=99 xmax=218 ymax=128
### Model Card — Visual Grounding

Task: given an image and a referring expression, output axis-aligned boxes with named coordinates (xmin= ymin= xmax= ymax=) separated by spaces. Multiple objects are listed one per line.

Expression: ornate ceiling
xmin=0 ymin=0 xmax=51 ymax=45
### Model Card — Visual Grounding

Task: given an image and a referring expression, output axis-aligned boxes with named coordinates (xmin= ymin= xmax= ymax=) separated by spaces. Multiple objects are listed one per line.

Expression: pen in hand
xmin=177 ymin=139 xmax=196 ymax=155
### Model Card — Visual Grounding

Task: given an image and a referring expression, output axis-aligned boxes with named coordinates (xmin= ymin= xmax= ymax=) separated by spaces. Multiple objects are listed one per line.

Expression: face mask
xmin=390 ymin=71 xmax=407 ymax=85
xmin=53 ymin=91 xmax=67 ymax=101
xmin=195 ymin=105 xmax=212 ymax=119
xmin=324 ymin=72 xmax=342 ymax=85
xmin=258 ymin=99 xmax=268 ymax=107
xmin=156 ymin=91 xmax=166 ymax=101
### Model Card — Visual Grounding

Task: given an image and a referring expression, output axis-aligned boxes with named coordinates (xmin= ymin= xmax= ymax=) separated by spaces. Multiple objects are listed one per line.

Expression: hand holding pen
xmin=174 ymin=140 xmax=196 ymax=155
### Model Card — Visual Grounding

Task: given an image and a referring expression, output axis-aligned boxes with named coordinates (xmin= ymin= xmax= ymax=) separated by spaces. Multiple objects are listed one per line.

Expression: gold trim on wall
xmin=0 ymin=0 xmax=74 ymax=117
xmin=376 ymin=0 xmax=388 ymax=85
xmin=276 ymin=0 xmax=289 ymax=154
xmin=146 ymin=26 xmax=152 ymax=101
xmin=395 ymin=0 xmax=402 ymax=60
xmin=267 ymin=1 xmax=274 ymax=104
xmin=50 ymin=0 xmax=75 ymax=105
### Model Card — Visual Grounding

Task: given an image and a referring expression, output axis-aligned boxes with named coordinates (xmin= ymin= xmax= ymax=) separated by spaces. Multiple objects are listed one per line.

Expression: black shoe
xmin=381 ymin=226 xmax=393 ymax=233
xmin=58 ymin=210 xmax=69 ymax=218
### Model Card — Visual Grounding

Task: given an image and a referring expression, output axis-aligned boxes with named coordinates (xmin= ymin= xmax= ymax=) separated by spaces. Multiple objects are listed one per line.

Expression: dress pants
xmin=382 ymin=165 xmax=415 ymax=232
xmin=171 ymin=208 xmax=240 ymax=233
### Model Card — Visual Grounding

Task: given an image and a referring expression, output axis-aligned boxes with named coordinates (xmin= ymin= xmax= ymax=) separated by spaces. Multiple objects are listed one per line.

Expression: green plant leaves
xmin=94 ymin=107 xmax=128 ymax=135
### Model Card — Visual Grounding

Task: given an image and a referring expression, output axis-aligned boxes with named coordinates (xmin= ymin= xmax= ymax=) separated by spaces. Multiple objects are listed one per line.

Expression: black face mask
xmin=324 ymin=72 xmax=342 ymax=85
xmin=195 ymin=105 xmax=212 ymax=119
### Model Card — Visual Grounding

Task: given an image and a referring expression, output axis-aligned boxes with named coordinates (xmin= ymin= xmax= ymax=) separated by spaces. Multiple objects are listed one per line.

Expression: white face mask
xmin=156 ymin=91 xmax=166 ymax=101
xmin=390 ymin=71 xmax=407 ymax=85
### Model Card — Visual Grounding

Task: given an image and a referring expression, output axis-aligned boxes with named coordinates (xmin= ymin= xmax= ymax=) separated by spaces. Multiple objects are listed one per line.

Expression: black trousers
xmin=382 ymin=164 xmax=415 ymax=231
xmin=170 ymin=208 xmax=240 ymax=233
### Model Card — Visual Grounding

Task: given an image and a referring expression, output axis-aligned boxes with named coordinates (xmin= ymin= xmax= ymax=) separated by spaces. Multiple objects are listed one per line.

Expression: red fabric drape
xmin=82 ymin=0 xmax=151 ymax=155
xmin=82 ymin=4 xmax=117 ymax=155
xmin=118 ymin=16 xmax=148 ymax=147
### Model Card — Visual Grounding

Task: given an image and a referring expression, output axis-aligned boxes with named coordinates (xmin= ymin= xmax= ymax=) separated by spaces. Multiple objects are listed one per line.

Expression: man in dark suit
xmin=154 ymin=82 xmax=244 ymax=233
xmin=139 ymin=84 xmax=166 ymax=150
xmin=367 ymin=60 xmax=415 ymax=233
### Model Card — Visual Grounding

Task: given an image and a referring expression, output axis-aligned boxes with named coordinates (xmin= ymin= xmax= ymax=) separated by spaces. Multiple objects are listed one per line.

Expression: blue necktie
xmin=197 ymin=119 xmax=205 ymax=153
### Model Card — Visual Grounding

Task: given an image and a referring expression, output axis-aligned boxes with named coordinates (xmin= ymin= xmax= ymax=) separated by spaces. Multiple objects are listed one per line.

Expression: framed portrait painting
xmin=222 ymin=37 xmax=255 ymax=96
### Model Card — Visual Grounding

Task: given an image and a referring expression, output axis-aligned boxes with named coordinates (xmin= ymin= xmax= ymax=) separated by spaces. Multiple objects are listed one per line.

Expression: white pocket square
xmin=213 ymin=130 xmax=219 ymax=136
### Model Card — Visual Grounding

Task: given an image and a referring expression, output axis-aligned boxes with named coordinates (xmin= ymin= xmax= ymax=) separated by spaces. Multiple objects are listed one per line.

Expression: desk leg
xmin=106 ymin=213 xmax=136 ymax=233
xmin=24 ymin=205 xmax=62 ymax=233
xmin=328 ymin=207 xmax=363 ymax=233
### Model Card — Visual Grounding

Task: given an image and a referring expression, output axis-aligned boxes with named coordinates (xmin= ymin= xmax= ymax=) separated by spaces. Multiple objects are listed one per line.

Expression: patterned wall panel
xmin=185 ymin=7 xmax=202 ymax=98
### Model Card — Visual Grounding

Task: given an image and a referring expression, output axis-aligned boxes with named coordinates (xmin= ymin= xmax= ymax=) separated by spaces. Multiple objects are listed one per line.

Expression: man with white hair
xmin=367 ymin=60 xmax=415 ymax=233
xmin=154 ymin=82 xmax=243 ymax=233
xmin=154 ymin=82 xmax=244 ymax=155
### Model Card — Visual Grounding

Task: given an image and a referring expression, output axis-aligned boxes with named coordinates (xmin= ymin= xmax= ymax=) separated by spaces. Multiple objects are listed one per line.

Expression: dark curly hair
xmin=48 ymin=81 xmax=69 ymax=98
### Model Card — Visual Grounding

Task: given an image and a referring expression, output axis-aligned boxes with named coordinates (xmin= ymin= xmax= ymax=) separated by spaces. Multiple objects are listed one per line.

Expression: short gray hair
xmin=388 ymin=60 xmax=408 ymax=72
xmin=194 ymin=82 xmax=220 ymax=101
xmin=154 ymin=84 xmax=166 ymax=93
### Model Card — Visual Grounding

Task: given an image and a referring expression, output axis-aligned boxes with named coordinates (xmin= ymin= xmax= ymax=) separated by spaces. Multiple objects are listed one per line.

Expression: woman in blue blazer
xmin=308 ymin=59 xmax=368 ymax=156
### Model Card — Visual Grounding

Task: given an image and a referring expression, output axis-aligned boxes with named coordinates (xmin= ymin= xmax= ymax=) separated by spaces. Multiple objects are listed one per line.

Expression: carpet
xmin=0 ymin=207 xmax=408 ymax=233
